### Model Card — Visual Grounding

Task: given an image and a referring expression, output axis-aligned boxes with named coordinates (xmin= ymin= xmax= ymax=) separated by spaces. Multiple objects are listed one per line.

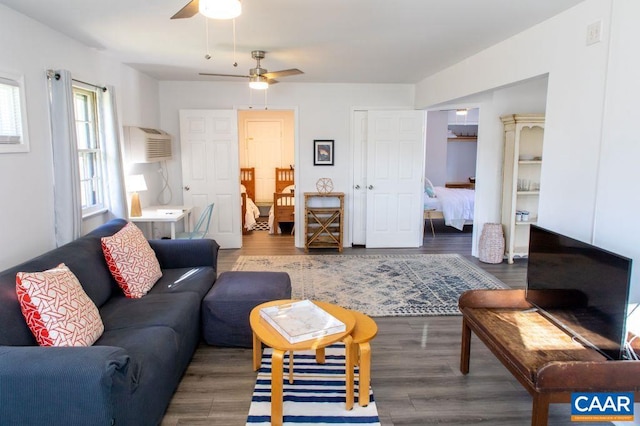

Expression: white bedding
xmin=424 ymin=186 xmax=475 ymax=231
xmin=241 ymin=184 xmax=260 ymax=230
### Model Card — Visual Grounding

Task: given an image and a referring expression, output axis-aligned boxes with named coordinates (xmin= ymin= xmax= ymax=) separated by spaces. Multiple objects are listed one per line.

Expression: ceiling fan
xmin=199 ymin=50 xmax=304 ymax=89
xmin=171 ymin=0 xmax=241 ymax=20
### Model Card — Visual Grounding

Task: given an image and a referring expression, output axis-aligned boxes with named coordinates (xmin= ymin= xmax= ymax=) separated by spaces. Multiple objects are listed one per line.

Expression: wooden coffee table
xmin=250 ymin=299 xmax=357 ymax=426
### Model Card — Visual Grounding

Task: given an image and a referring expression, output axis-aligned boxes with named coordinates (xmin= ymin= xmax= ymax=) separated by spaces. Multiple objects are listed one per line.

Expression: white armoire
xmin=500 ymin=113 xmax=545 ymax=264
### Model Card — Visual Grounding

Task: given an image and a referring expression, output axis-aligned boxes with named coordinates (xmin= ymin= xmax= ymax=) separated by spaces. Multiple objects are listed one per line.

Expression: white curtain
xmin=48 ymin=69 xmax=82 ymax=246
xmin=98 ymin=86 xmax=127 ymax=219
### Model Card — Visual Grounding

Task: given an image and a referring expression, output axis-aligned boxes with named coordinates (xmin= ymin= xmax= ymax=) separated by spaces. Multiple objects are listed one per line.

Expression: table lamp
xmin=126 ymin=174 xmax=147 ymax=217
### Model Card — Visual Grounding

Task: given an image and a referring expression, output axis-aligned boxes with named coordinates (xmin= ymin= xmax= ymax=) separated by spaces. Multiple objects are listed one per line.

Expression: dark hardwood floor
xmin=161 ymin=221 xmax=605 ymax=426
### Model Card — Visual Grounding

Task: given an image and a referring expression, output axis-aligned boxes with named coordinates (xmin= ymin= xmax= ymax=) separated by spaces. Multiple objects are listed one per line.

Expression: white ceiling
xmin=0 ymin=0 xmax=585 ymax=84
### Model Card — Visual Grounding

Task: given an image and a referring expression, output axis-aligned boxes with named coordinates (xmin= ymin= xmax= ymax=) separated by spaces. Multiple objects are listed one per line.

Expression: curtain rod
xmin=47 ymin=70 xmax=107 ymax=92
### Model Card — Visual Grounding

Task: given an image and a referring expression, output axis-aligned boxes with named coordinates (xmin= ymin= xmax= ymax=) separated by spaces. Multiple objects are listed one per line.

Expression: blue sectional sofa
xmin=0 ymin=218 xmax=219 ymax=426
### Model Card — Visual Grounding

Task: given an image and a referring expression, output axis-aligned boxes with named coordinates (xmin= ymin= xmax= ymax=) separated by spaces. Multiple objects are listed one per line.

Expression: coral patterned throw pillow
xmin=16 ymin=263 xmax=104 ymax=346
xmin=101 ymin=222 xmax=162 ymax=298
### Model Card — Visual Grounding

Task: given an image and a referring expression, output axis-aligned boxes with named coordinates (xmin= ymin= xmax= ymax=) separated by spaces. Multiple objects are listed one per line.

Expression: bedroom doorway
xmin=423 ymin=108 xmax=477 ymax=244
xmin=237 ymin=109 xmax=295 ymax=237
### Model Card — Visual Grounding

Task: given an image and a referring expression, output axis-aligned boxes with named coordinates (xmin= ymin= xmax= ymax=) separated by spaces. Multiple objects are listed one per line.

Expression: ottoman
xmin=202 ymin=271 xmax=292 ymax=347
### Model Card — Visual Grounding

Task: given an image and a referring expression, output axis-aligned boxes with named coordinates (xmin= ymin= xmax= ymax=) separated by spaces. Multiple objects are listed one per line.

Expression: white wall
xmin=446 ymin=142 xmax=477 ymax=183
xmin=0 ymin=4 xmax=160 ymax=270
xmin=416 ymin=0 xmax=640 ymax=301
xmin=158 ymin=81 xmax=414 ymax=247
xmin=425 ymin=111 xmax=448 ymax=186
xmin=593 ymin=0 xmax=640 ymax=298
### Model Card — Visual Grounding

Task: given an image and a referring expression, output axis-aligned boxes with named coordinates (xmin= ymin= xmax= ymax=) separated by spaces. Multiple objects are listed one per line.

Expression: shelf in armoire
xmin=518 ymin=160 xmax=542 ymax=165
xmin=511 ymin=247 xmax=530 ymax=257
xmin=515 ymin=220 xmax=538 ymax=226
xmin=516 ymin=191 xmax=540 ymax=195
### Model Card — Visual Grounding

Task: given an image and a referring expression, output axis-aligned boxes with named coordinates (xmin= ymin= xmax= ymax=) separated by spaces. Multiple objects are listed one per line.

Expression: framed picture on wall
xmin=313 ymin=140 xmax=334 ymax=166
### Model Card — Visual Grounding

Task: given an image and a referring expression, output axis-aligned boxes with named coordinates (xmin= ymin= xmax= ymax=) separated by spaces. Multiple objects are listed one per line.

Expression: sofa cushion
xmin=99 ymin=292 xmax=200 ymax=337
xmin=94 ymin=326 xmax=182 ymax=425
xmin=16 ymin=264 xmax=104 ymax=346
xmin=149 ymin=267 xmax=217 ymax=299
xmin=101 ymin=222 xmax=162 ymax=298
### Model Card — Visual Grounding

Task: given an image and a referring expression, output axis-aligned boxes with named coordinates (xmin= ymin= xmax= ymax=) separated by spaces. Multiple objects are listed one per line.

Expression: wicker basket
xmin=478 ymin=223 xmax=504 ymax=264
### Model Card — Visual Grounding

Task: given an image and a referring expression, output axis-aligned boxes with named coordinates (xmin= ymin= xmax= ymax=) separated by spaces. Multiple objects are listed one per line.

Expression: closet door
xmin=365 ymin=110 xmax=426 ymax=248
xmin=180 ymin=109 xmax=241 ymax=248
xmin=351 ymin=110 xmax=368 ymax=245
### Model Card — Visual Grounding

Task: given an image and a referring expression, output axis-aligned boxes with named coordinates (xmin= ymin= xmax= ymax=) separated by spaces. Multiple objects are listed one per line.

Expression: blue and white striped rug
xmin=246 ymin=344 xmax=381 ymax=425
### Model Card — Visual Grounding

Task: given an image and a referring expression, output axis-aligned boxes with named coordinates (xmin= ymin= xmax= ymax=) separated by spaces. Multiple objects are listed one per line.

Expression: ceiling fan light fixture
xmin=249 ymin=75 xmax=269 ymax=90
xmin=199 ymin=0 xmax=241 ymax=20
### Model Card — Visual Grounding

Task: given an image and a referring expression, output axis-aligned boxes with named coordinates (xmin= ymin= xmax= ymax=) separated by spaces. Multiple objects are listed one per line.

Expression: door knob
xmin=368 ymin=185 xmax=374 ymax=190
xmin=355 ymin=185 xmax=361 ymax=189
xmin=184 ymin=186 xmax=190 ymax=191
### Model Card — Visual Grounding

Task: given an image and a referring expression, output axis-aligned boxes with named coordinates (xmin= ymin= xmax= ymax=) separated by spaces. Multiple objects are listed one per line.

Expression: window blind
xmin=0 ymin=77 xmax=23 ymax=144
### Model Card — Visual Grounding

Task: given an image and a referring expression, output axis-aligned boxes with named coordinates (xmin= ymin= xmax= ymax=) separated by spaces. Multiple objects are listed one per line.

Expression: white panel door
xmin=180 ymin=109 xmax=241 ymax=248
xmin=365 ymin=110 xmax=425 ymax=248
xmin=246 ymin=120 xmax=283 ymax=203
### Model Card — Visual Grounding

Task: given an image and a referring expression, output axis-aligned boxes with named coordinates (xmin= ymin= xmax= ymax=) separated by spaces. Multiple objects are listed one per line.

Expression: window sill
xmin=83 ymin=207 xmax=109 ymax=220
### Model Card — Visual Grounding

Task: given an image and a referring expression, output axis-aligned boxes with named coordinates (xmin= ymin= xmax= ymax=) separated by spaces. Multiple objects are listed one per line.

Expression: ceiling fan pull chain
xmin=232 ymin=19 xmax=238 ymax=67
xmin=204 ymin=18 xmax=212 ymax=60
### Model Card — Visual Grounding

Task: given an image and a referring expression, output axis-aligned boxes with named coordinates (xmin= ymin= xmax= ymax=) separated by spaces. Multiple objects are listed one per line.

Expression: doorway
xmin=423 ymin=108 xmax=477 ymax=246
xmin=237 ymin=109 xmax=295 ymax=237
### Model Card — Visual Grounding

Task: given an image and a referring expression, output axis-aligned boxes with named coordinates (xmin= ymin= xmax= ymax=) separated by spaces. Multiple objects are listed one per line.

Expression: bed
xmin=240 ymin=167 xmax=260 ymax=233
xmin=269 ymin=167 xmax=295 ymax=234
xmin=423 ymin=186 xmax=475 ymax=236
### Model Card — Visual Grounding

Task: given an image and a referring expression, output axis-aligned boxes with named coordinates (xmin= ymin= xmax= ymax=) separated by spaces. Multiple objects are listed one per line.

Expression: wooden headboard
xmin=240 ymin=167 xmax=255 ymax=201
xmin=275 ymin=168 xmax=294 ymax=193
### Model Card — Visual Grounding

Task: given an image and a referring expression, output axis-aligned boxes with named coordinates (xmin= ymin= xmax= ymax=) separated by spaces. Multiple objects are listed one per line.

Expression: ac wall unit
xmin=123 ymin=126 xmax=173 ymax=163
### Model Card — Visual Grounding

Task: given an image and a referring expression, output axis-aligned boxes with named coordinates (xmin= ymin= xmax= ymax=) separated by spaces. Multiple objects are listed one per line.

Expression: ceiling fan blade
xmin=171 ymin=0 xmax=200 ymax=19
xmin=267 ymin=79 xmax=279 ymax=85
xmin=199 ymin=73 xmax=250 ymax=78
xmin=262 ymin=69 xmax=304 ymax=79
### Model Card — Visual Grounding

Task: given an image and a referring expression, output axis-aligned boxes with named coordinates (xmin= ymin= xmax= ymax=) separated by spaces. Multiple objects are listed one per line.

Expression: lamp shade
xmin=126 ymin=175 xmax=147 ymax=218
xmin=126 ymin=174 xmax=147 ymax=192
xmin=249 ymin=75 xmax=269 ymax=90
xmin=199 ymin=0 xmax=242 ymax=19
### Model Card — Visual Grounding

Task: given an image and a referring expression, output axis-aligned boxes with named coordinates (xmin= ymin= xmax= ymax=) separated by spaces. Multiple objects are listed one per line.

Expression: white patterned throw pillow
xmin=101 ymin=222 xmax=162 ymax=298
xmin=16 ymin=263 xmax=104 ymax=346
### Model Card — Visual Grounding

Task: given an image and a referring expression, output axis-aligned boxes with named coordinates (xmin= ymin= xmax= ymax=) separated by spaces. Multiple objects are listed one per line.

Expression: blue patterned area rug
xmin=246 ymin=344 xmax=380 ymax=426
xmin=233 ymin=254 xmax=507 ymax=316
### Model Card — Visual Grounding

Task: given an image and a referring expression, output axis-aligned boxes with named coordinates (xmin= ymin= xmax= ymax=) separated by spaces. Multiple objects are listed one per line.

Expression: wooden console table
xmin=304 ymin=192 xmax=344 ymax=252
xmin=459 ymin=289 xmax=640 ymax=426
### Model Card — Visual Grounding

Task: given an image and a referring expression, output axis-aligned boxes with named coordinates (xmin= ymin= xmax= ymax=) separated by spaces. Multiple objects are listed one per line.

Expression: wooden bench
xmin=459 ymin=289 xmax=640 ymax=426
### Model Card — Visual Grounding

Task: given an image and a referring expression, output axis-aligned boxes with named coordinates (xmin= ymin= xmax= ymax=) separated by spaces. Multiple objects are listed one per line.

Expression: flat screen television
xmin=526 ymin=225 xmax=633 ymax=360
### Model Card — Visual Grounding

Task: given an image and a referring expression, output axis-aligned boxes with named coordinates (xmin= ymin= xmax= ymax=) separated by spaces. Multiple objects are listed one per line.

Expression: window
xmin=73 ymin=86 xmax=105 ymax=216
xmin=0 ymin=73 xmax=29 ymax=153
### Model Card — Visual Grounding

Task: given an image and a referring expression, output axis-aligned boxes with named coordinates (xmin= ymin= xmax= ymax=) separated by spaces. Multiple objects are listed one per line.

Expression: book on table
xmin=259 ymin=300 xmax=346 ymax=343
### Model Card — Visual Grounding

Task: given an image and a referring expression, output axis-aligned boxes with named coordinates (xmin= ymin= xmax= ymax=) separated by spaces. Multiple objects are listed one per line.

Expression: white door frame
xmin=235 ymin=105 xmax=302 ymax=247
